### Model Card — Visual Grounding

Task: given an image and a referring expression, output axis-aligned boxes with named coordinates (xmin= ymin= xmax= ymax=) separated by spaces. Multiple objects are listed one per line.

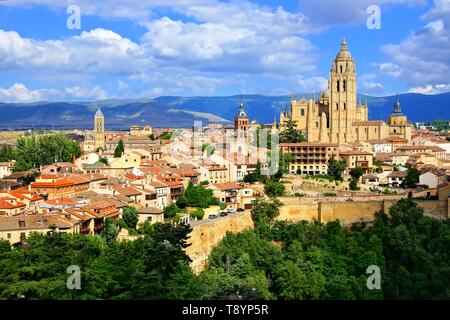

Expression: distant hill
xmin=0 ymin=92 xmax=448 ymax=129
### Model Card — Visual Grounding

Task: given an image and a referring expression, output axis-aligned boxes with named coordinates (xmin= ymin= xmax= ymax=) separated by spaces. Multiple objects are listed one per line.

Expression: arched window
xmin=337 ymin=80 xmax=340 ymax=92
xmin=301 ymin=109 xmax=305 ymax=116
xmin=316 ymin=122 xmax=319 ymax=128
xmin=343 ymin=80 xmax=346 ymax=92
xmin=340 ymin=65 xmax=343 ymax=73
xmin=336 ymin=103 xmax=339 ymax=110
xmin=344 ymin=103 xmax=346 ymax=110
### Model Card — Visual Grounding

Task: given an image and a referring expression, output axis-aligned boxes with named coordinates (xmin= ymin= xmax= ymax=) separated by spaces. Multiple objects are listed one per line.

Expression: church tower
xmin=94 ymin=108 xmax=105 ymax=150
xmin=387 ymin=93 xmax=408 ymax=125
xmin=329 ymin=38 xmax=357 ymax=143
xmin=234 ymin=98 xmax=249 ymax=137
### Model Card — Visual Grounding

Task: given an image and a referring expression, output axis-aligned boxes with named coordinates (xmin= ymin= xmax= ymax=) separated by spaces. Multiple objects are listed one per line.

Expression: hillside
xmin=0 ymin=92 xmax=448 ymax=129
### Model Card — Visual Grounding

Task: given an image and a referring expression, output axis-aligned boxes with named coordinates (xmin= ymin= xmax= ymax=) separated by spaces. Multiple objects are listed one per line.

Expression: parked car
xmin=227 ymin=208 xmax=236 ymax=213
xmin=219 ymin=212 xmax=228 ymax=217
xmin=237 ymin=208 xmax=245 ymax=212
xmin=208 ymin=214 xmax=218 ymax=219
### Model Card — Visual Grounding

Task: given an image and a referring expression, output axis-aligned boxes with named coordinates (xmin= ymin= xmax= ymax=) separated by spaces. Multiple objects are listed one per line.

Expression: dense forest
xmin=0 ymin=198 xmax=448 ymax=300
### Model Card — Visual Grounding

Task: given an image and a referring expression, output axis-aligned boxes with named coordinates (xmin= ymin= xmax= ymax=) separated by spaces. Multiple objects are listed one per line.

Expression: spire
xmin=237 ymin=96 xmax=247 ymax=118
xmin=341 ymin=37 xmax=347 ymax=51
xmin=95 ymin=108 xmax=103 ymax=117
xmin=393 ymin=93 xmax=401 ymax=113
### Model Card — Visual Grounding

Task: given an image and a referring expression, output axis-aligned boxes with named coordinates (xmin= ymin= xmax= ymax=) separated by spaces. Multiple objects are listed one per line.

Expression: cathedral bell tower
xmin=234 ymin=98 xmax=249 ymax=137
xmin=94 ymin=108 xmax=106 ymax=150
xmin=329 ymin=38 xmax=357 ymax=143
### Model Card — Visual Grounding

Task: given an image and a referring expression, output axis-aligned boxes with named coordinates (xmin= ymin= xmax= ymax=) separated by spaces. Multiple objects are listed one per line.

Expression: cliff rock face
xmin=186 ymin=212 xmax=254 ymax=273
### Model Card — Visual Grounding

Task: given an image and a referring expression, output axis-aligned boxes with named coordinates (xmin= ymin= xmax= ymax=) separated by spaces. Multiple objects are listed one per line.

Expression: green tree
xmin=114 ymin=139 xmax=124 ymax=158
xmin=401 ymin=167 xmax=420 ymax=188
xmin=122 ymin=206 xmax=139 ymax=229
xmin=12 ymin=133 xmax=81 ymax=171
xmin=98 ymin=157 xmax=108 ymax=165
xmin=101 ymin=218 xmax=119 ymax=242
xmin=350 ymin=167 xmax=364 ymax=181
xmin=0 ymin=146 xmax=15 ymax=162
xmin=279 ymin=119 xmax=306 ymax=143
xmin=329 ymin=159 xmax=347 ymax=181
xmin=163 ymin=203 xmax=182 ymax=219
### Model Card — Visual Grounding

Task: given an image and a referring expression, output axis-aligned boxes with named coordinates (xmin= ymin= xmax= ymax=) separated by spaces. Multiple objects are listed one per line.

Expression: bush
xmin=264 ymin=180 xmax=286 ymax=197
xmin=191 ymin=208 xmax=205 ymax=220
xmin=323 ymin=192 xmax=337 ymax=197
xmin=349 ymin=179 xmax=359 ymax=191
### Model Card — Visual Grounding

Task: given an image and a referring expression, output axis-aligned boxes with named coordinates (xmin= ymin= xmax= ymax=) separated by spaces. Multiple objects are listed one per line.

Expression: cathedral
xmin=280 ymin=38 xmax=412 ymax=144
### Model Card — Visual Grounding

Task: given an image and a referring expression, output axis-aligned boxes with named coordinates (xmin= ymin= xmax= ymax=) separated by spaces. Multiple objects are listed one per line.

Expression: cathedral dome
xmin=336 ymin=38 xmax=353 ymax=60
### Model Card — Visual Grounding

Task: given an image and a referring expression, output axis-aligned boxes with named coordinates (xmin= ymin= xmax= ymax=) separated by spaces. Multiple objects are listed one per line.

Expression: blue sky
xmin=0 ymin=0 xmax=449 ymax=102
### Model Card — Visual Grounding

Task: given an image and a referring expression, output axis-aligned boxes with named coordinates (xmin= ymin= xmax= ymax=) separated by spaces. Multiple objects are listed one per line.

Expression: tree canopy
xmin=279 ymin=120 xmax=306 ymax=144
xmin=9 ymin=133 xmax=81 ymax=171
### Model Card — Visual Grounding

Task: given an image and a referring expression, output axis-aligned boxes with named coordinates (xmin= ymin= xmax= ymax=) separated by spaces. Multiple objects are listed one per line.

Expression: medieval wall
xmin=187 ymin=198 xmax=448 ymax=273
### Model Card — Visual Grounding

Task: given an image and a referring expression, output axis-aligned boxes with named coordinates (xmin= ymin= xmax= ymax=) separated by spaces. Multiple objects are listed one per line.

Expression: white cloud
xmin=375 ymin=1 xmax=450 ymax=93
xmin=408 ymin=83 xmax=450 ymax=94
xmin=297 ymin=76 xmax=328 ymax=93
xmin=0 ymin=83 xmax=46 ymax=102
xmin=0 ymin=83 xmax=107 ymax=102
xmin=0 ymin=28 xmax=149 ymax=76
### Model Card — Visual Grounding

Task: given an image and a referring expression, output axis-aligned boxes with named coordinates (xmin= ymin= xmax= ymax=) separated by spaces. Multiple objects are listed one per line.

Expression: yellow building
xmin=130 ymin=125 xmax=153 ymax=136
xmin=280 ymin=39 xmax=412 ymax=144
xmin=108 ymin=152 xmax=142 ymax=177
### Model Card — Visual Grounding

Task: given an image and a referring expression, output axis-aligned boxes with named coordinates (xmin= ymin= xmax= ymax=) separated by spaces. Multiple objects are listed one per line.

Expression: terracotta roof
xmin=339 ymin=151 xmax=373 ymax=156
xmin=0 ymin=214 xmax=77 ymax=231
xmin=386 ymin=136 xmax=409 ymax=142
xmin=280 ymin=142 xmax=339 ymax=147
xmin=211 ymin=182 xmax=242 ymax=190
xmin=148 ymin=181 xmax=168 ymax=188
xmin=137 ymin=207 xmax=163 ymax=214
xmin=111 ymin=185 xmax=142 ymax=196
xmin=388 ymin=171 xmax=407 ymax=178
xmin=0 ymin=199 xmax=26 ymax=209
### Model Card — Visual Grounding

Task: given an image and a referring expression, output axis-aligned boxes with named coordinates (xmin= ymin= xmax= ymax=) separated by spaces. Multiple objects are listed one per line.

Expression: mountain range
xmin=0 ymin=92 xmax=448 ymax=130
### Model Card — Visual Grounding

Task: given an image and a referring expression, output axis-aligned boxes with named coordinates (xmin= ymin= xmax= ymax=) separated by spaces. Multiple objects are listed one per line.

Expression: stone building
xmin=280 ymin=39 xmax=412 ymax=144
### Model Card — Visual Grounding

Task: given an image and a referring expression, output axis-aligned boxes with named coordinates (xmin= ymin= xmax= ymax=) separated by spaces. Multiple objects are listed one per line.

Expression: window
xmin=336 ymin=103 xmax=339 ymax=111
xmin=340 ymin=65 xmax=343 ymax=73
xmin=337 ymin=80 xmax=340 ymax=92
xmin=7 ymin=233 xmax=11 ymax=239
xmin=343 ymin=80 xmax=346 ymax=92
xmin=301 ymin=109 xmax=305 ymax=116
xmin=20 ymin=232 xmax=26 ymax=241
xmin=19 ymin=221 xmax=25 ymax=228
xmin=344 ymin=103 xmax=346 ymax=110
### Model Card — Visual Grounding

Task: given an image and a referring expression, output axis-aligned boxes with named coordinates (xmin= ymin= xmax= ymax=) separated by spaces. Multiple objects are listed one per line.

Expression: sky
xmin=0 ymin=0 xmax=449 ymax=102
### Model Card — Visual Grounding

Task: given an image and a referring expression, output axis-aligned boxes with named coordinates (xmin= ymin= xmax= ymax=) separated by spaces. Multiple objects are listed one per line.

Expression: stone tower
xmin=94 ymin=108 xmax=105 ymax=150
xmin=329 ymin=38 xmax=357 ymax=143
